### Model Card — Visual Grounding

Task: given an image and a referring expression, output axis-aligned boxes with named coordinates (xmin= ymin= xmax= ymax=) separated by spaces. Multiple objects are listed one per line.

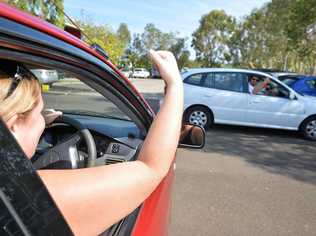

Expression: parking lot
xmin=130 ymin=79 xmax=316 ymax=236
xmin=47 ymin=78 xmax=316 ymax=235
xmin=169 ymin=125 xmax=316 ymax=236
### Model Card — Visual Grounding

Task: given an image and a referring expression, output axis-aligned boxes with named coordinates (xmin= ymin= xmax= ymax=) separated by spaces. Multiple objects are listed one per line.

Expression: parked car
xmin=120 ymin=68 xmax=132 ymax=78
xmin=276 ymin=74 xmax=316 ymax=97
xmin=31 ymin=69 xmax=59 ymax=85
xmin=132 ymin=68 xmax=150 ymax=78
xmin=0 ymin=3 xmax=204 ymax=236
xmin=182 ymin=68 xmax=316 ymax=140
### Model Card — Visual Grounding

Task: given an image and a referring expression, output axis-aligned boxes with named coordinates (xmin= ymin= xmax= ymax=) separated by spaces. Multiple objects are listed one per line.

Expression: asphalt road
xmin=45 ymin=78 xmax=316 ymax=236
xmin=169 ymin=126 xmax=316 ymax=236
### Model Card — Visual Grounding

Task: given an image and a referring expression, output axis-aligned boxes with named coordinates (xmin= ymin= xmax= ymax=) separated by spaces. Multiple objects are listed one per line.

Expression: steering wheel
xmin=33 ymin=115 xmax=97 ymax=170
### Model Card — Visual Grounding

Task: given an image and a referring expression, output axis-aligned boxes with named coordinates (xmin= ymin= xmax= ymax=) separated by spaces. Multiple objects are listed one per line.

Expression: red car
xmin=0 ymin=3 xmax=204 ymax=236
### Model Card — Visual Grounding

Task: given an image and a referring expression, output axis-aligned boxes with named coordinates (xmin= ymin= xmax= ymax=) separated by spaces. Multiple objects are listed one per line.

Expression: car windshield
xmin=281 ymin=78 xmax=298 ymax=86
xmin=306 ymin=79 xmax=316 ymax=89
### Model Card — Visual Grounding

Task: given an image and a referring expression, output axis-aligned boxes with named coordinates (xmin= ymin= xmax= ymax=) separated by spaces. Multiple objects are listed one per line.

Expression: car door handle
xmin=251 ymin=100 xmax=261 ymax=104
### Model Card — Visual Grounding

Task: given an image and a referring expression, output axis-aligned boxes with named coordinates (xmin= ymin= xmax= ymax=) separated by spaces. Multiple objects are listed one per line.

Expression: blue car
xmin=278 ymin=74 xmax=316 ymax=97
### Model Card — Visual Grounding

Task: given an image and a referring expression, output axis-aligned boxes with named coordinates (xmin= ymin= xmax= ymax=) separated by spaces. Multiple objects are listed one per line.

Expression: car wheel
xmin=184 ymin=106 xmax=213 ymax=129
xmin=301 ymin=116 xmax=316 ymax=141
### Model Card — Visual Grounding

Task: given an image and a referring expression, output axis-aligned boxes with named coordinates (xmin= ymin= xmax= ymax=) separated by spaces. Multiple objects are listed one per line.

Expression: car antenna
xmin=56 ymin=5 xmax=110 ymax=60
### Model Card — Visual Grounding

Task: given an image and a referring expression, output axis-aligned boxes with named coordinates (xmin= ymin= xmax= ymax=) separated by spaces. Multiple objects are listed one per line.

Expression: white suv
xmin=132 ymin=68 xmax=150 ymax=78
xmin=182 ymin=68 xmax=316 ymax=140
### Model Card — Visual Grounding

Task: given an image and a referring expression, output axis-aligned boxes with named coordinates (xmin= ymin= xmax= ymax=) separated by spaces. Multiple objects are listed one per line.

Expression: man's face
xmin=250 ymin=77 xmax=258 ymax=86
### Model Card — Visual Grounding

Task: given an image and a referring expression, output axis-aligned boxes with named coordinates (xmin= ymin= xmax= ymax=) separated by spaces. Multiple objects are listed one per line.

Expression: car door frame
xmin=0 ymin=14 xmax=174 ymax=236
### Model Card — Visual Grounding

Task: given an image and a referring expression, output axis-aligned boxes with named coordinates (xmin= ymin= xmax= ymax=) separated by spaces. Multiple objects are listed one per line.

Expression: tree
xmin=229 ymin=0 xmax=295 ymax=70
xmin=126 ymin=23 xmax=189 ymax=69
xmin=169 ymin=37 xmax=190 ymax=69
xmin=117 ymin=23 xmax=131 ymax=47
xmin=141 ymin=23 xmax=163 ymax=51
xmin=8 ymin=0 xmax=65 ymax=28
xmin=192 ymin=10 xmax=237 ymax=67
xmin=286 ymin=0 xmax=316 ymax=73
xmin=76 ymin=20 xmax=125 ymax=65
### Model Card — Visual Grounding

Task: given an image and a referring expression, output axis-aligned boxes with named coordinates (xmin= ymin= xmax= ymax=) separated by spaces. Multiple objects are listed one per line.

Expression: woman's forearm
xmin=38 ymin=51 xmax=184 ymax=235
xmin=138 ymin=81 xmax=183 ymax=178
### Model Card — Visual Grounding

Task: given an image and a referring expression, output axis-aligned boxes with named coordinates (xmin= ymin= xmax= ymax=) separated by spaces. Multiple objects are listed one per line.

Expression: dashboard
xmin=33 ymin=114 xmax=144 ymax=169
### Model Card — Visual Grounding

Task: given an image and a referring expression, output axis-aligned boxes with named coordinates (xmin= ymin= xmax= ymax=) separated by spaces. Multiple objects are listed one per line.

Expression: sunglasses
xmin=1 ymin=63 xmax=32 ymax=99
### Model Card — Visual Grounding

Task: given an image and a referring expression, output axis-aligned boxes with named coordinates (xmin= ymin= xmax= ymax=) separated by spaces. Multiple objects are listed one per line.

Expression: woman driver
xmin=0 ymin=50 xmax=183 ymax=236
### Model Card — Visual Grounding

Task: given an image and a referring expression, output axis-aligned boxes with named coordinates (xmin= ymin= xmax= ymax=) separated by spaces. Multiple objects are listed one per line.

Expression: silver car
xmin=31 ymin=69 xmax=59 ymax=85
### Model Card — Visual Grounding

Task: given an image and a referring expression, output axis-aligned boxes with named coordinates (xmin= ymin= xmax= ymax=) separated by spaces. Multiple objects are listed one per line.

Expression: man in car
xmin=248 ymin=75 xmax=271 ymax=95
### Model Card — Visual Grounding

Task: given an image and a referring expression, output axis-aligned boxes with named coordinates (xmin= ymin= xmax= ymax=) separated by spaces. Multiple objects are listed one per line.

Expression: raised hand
xmin=149 ymin=50 xmax=182 ymax=88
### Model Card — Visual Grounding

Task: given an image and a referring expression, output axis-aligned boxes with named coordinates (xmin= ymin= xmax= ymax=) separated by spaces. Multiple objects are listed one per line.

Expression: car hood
xmin=303 ymin=95 xmax=316 ymax=101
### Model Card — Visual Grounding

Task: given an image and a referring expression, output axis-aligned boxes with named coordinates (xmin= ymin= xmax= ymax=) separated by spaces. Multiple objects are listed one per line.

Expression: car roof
xmin=272 ymin=72 xmax=299 ymax=77
xmin=277 ymin=74 xmax=316 ymax=80
xmin=181 ymin=68 xmax=274 ymax=78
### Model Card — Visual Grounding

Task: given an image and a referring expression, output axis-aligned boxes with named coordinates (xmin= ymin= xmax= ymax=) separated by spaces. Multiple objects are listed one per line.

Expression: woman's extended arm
xmin=38 ymin=50 xmax=183 ymax=236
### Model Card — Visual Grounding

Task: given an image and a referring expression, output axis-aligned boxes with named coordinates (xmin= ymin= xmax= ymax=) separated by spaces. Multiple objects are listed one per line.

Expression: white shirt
xmin=248 ymin=83 xmax=254 ymax=94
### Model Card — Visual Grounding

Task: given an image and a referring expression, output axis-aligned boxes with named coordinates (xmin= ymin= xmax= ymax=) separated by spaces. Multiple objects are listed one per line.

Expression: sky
xmin=64 ymin=0 xmax=270 ymax=56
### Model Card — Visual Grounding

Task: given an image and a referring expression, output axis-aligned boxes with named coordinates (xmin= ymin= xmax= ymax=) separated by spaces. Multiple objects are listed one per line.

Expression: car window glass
xmin=214 ymin=73 xmax=244 ymax=92
xmin=203 ymin=73 xmax=214 ymax=88
xmin=306 ymin=79 xmax=316 ymax=89
xmin=184 ymin=73 xmax=203 ymax=86
xmin=30 ymin=67 xmax=131 ymax=120
xmin=279 ymin=77 xmax=298 ymax=86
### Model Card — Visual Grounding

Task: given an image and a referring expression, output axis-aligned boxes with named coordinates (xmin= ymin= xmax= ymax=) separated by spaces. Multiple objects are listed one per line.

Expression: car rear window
xmin=213 ymin=72 xmax=245 ymax=92
xmin=183 ymin=73 xmax=204 ymax=86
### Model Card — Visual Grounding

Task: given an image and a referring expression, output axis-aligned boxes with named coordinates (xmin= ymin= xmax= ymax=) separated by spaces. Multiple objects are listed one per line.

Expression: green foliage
xmin=8 ymin=0 xmax=64 ymax=28
xmin=192 ymin=0 xmax=316 ymax=73
xmin=117 ymin=23 xmax=131 ymax=47
xmin=76 ymin=20 xmax=125 ymax=65
xmin=192 ymin=10 xmax=237 ymax=67
xmin=237 ymin=0 xmax=294 ymax=69
xmin=286 ymin=0 xmax=316 ymax=74
xmin=126 ymin=23 xmax=190 ymax=70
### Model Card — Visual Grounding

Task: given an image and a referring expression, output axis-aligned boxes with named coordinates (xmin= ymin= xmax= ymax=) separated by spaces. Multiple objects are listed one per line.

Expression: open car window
xmin=26 ymin=66 xmax=131 ymax=121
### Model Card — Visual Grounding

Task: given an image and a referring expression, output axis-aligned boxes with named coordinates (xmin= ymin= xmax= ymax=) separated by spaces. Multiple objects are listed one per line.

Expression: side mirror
xmin=178 ymin=124 xmax=205 ymax=149
xmin=289 ymin=92 xmax=296 ymax=100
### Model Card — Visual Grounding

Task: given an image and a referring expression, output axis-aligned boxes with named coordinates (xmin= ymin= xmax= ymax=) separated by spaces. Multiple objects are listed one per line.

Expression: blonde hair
xmin=0 ymin=72 xmax=42 ymax=122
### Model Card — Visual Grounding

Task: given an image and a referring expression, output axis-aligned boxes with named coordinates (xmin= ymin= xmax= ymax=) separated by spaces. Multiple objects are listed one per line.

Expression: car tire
xmin=184 ymin=106 xmax=213 ymax=129
xmin=300 ymin=116 xmax=316 ymax=141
